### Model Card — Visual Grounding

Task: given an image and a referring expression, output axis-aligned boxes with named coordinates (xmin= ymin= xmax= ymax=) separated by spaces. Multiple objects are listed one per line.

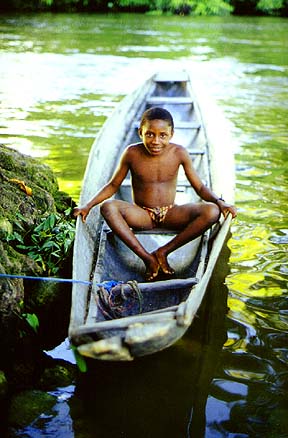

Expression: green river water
xmin=0 ymin=13 xmax=287 ymax=438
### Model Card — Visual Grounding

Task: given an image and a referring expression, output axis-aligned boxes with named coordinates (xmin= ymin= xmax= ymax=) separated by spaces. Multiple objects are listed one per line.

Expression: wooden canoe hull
xmin=69 ymin=70 xmax=235 ymax=361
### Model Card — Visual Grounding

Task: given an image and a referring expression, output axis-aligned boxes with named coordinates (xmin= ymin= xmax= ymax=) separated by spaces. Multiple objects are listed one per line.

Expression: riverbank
xmin=0 ymin=144 xmax=76 ymax=398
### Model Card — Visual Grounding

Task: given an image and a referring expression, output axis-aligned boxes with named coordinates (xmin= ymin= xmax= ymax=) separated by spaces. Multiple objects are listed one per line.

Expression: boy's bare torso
xmin=126 ymin=142 xmax=183 ymax=207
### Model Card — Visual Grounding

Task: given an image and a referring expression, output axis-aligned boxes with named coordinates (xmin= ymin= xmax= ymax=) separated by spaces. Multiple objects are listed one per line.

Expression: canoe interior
xmin=88 ymin=72 xmax=209 ymax=324
xmin=95 ymin=229 xmax=202 ymax=282
xmin=84 ymin=227 xmax=203 ymax=326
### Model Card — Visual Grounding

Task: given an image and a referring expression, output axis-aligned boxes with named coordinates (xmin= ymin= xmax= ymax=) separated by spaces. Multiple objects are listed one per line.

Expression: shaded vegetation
xmin=0 ymin=0 xmax=287 ymax=16
xmin=6 ymin=210 xmax=75 ymax=276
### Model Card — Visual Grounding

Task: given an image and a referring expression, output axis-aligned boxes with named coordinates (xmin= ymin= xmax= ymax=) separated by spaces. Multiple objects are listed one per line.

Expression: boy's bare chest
xmin=131 ymin=155 xmax=179 ymax=183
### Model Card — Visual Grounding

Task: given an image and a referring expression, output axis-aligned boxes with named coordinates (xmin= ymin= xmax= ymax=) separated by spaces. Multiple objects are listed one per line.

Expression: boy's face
xmin=139 ymin=119 xmax=174 ymax=156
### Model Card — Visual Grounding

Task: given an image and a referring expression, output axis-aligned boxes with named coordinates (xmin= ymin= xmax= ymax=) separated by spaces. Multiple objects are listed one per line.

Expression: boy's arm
xmin=181 ymin=148 xmax=237 ymax=218
xmin=74 ymin=148 xmax=130 ymax=222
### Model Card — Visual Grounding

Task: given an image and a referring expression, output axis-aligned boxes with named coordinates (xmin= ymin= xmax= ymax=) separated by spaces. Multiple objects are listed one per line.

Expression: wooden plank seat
xmin=102 ymin=223 xmax=177 ymax=236
xmin=135 ymin=228 xmax=178 ymax=235
xmin=174 ymin=121 xmax=201 ymax=129
xmin=153 ymin=72 xmax=189 ymax=82
xmin=189 ymin=150 xmax=205 ymax=155
xmin=147 ymin=96 xmax=194 ymax=105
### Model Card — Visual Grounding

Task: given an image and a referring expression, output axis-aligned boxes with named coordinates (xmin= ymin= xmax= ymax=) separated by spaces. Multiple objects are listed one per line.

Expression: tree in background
xmin=256 ymin=0 xmax=287 ymax=14
xmin=230 ymin=0 xmax=287 ymax=15
xmin=127 ymin=0 xmax=287 ymax=15
xmin=173 ymin=0 xmax=233 ymax=15
xmin=0 ymin=0 xmax=287 ymax=15
xmin=117 ymin=0 xmax=233 ymax=15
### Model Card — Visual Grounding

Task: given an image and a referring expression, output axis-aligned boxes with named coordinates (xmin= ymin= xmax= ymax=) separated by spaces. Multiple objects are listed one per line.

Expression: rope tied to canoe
xmin=0 ymin=273 xmax=143 ymax=320
xmin=0 ymin=273 xmax=92 ymax=285
xmin=95 ymin=280 xmax=143 ymax=320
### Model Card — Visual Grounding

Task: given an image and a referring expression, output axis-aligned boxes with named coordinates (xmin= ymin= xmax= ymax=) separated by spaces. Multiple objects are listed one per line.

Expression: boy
xmin=74 ymin=107 xmax=237 ymax=281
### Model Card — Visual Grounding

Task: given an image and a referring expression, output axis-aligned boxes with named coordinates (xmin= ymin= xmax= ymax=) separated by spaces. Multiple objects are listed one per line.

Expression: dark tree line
xmin=0 ymin=0 xmax=287 ymax=16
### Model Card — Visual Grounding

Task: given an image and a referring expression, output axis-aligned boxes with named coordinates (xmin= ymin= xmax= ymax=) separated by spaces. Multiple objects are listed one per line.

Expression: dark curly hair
xmin=140 ymin=107 xmax=174 ymax=131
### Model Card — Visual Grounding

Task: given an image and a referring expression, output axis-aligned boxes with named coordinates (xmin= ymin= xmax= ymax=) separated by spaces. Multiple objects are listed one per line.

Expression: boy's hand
xmin=217 ymin=200 xmax=237 ymax=219
xmin=73 ymin=206 xmax=90 ymax=223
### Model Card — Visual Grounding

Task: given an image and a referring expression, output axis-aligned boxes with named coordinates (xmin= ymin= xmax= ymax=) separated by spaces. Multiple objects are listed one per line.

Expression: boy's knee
xmin=205 ymin=203 xmax=220 ymax=224
xmin=100 ymin=200 xmax=115 ymax=218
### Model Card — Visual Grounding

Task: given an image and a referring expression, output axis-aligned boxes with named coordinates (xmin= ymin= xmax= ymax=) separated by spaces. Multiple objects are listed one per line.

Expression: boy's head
xmin=138 ymin=107 xmax=174 ymax=156
xmin=139 ymin=107 xmax=174 ymax=132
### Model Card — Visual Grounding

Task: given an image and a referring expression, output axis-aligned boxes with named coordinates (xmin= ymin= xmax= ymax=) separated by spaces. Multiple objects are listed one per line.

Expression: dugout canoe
xmin=68 ymin=70 xmax=235 ymax=361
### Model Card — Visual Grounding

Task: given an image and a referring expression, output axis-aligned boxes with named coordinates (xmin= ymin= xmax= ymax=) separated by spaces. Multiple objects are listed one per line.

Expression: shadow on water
xmin=70 ymin=242 xmax=231 ymax=438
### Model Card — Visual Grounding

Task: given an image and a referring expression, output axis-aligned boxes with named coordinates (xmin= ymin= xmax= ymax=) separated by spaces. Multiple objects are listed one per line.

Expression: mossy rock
xmin=0 ymin=241 xmax=41 ymax=333
xmin=0 ymin=218 xmax=13 ymax=239
xmin=0 ymin=144 xmax=58 ymax=195
xmin=0 ymin=145 xmax=75 ymax=387
xmin=0 ymin=241 xmax=42 ymax=276
xmin=39 ymin=362 xmax=76 ymax=390
xmin=8 ymin=389 xmax=56 ymax=428
xmin=0 ymin=148 xmax=57 ymax=237
xmin=0 ymin=144 xmax=75 ymax=226
xmin=0 ymin=144 xmax=74 ymax=279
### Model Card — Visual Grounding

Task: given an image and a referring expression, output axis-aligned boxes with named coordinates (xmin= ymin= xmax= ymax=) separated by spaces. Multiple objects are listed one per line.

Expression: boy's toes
xmin=145 ymin=256 xmax=160 ymax=281
xmin=153 ymin=250 xmax=175 ymax=275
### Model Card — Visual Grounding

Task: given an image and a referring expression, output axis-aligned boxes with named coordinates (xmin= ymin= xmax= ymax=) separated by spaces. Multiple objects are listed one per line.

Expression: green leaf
xmin=48 ymin=214 xmax=56 ymax=229
xmin=15 ymin=212 xmax=27 ymax=221
xmin=64 ymin=207 xmax=72 ymax=216
xmin=22 ymin=313 xmax=39 ymax=333
xmin=71 ymin=345 xmax=87 ymax=373
xmin=11 ymin=231 xmax=24 ymax=243
xmin=16 ymin=244 xmax=29 ymax=250
xmin=34 ymin=221 xmax=45 ymax=233
xmin=40 ymin=240 xmax=57 ymax=250
xmin=64 ymin=240 xmax=71 ymax=253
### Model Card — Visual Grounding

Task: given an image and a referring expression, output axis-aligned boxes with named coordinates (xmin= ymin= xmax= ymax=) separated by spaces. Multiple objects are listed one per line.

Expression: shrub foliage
xmin=0 ymin=0 xmax=287 ymax=15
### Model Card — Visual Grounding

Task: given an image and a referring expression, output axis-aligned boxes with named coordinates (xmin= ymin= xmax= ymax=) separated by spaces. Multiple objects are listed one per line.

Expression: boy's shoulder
xmin=127 ymin=142 xmax=143 ymax=149
xmin=125 ymin=142 xmax=144 ymax=155
xmin=170 ymin=142 xmax=188 ymax=154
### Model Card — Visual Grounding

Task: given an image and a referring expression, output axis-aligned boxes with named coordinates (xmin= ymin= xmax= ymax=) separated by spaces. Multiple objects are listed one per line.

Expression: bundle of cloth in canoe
xmin=94 ymin=277 xmax=199 ymax=320
xmin=95 ymin=280 xmax=143 ymax=319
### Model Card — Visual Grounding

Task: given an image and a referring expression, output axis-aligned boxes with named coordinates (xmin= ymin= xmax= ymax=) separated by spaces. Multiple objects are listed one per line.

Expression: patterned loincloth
xmin=141 ymin=204 xmax=174 ymax=226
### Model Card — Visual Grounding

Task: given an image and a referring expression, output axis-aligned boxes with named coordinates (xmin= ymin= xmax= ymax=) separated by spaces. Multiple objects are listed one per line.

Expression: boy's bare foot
xmin=145 ymin=253 xmax=160 ymax=281
xmin=153 ymin=249 xmax=175 ymax=276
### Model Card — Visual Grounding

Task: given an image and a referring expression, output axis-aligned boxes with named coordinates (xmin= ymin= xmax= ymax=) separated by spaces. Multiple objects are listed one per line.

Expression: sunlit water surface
xmin=0 ymin=13 xmax=287 ymax=438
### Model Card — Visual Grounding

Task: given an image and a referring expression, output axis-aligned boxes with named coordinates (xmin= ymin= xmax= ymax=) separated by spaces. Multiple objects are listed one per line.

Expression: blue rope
xmin=0 ymin=273 xmax=91 ymax=285
xmin=0 ymin=273 xmax=141 ymax=320
xmin=0 ymin=274 xmax=124 ymax=290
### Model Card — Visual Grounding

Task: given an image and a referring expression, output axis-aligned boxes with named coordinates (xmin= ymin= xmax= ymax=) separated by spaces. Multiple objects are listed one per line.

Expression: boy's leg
xmin=155 ymin=202 xmax=220 ymax=274
xmin=100 ymin=200 xmax=159 ymax=280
